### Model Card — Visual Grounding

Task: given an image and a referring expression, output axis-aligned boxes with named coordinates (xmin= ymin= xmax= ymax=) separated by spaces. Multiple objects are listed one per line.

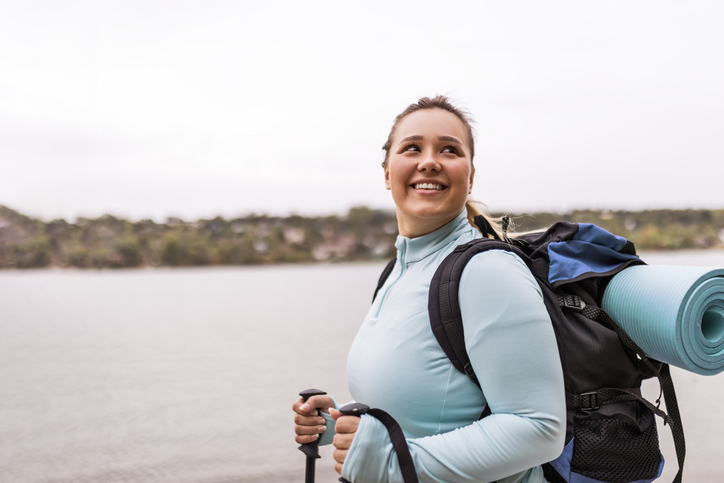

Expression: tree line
xmin=1 ymin=205 xmax=723 ymax=269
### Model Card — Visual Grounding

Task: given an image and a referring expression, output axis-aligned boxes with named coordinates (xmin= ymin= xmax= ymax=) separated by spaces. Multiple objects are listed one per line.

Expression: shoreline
xmin=2 ymin=248 xmax=724 ymax=272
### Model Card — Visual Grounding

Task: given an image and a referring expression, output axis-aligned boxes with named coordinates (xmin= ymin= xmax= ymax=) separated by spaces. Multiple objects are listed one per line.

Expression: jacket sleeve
xmin=341 ymin=250 xmax=566 ymax=483
xmin=318 ymin=399 xmax=342 ymax=446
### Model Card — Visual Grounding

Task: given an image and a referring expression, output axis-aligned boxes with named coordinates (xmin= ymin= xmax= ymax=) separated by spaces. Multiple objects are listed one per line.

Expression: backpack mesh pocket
xmin=571 ymin=405 xmax=661 ymax=483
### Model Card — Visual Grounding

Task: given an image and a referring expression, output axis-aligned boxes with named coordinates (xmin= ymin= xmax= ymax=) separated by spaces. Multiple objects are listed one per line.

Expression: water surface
xmin=2 ymin=250 xmax=724 ymax=482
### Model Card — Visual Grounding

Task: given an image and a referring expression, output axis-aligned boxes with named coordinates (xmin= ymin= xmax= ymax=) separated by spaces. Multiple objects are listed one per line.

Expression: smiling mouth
xmin=412 ymin=183 xmax=446 ymax=191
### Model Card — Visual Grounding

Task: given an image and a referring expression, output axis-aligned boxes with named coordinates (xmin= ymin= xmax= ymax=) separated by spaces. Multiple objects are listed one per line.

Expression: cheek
xmin=387 ymin=159 xmax=413 ymax=185
xmin=452 ymin=164 xmax=473 ymax=189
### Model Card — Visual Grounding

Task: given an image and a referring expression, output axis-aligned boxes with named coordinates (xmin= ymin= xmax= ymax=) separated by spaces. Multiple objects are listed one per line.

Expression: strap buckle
xmin=561 ymin=294 xmax=586 ymax=312
xmin=579 ymin=391 xmax=599 ymax=410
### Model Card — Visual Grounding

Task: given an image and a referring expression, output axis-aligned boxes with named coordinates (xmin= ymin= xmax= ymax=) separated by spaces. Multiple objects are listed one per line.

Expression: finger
xmin=297 ymin=395 xmax=334 ymax=414
xmin=333 ymin=447 xmax=348 ymax=465
xmin=295 ymin=423 xmax=327 ymax=436
xmin=335 ymin=461 xmax=343 ymax=475
xmin=329 ymin=407 xmax=342 ymax=421
xmin=334 ymin=415 xmax=361 ymax=434
xmin=294 ymin=413 xmax=326 ymax=427
xmin=293 ymin=398 xmax=319 ymax=416
xmin=295 ymin=433 xmax=320 ymax=445
xmin=292 ymin=398 xmax=314 ymax=415
xmin=332 ymin=432 xmax=354 ymax=450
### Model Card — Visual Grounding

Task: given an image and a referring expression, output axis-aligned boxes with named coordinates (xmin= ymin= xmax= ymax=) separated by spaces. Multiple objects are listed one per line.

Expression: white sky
xmin=1 ymin=1 xmax=723 ymax=222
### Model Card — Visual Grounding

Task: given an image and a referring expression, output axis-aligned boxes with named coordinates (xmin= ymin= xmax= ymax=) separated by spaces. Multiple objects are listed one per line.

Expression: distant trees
xmin=0 ymin=207 xmax=52 ymax=268
xmin=509 ymin=209 xmax=724 ymax=250
xmin=1 ymin=205 xmax=723 ymax=269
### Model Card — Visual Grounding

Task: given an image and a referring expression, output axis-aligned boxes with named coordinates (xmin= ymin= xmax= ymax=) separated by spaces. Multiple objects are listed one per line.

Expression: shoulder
xmin=457 ymin=248 xmax=551 ymax=339
xmin=461 ymin=249 xmax=532 ymax=280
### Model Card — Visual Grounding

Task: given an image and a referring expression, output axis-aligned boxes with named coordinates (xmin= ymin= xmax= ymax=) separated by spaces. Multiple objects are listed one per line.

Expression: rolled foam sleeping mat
xmin=601 ymin=265 xmax=724 ymax=376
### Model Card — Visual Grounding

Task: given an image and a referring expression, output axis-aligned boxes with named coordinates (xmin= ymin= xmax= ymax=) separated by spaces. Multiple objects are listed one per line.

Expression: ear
xmin=384 ymin=164 xmax=391 ymax=190
xmin=468 ymin=167 xmax=475 ymax=194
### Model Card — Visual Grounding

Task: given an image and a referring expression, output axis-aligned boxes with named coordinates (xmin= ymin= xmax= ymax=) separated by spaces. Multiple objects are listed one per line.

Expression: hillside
xmin=1 ymin=205 xmax=723 ymax=269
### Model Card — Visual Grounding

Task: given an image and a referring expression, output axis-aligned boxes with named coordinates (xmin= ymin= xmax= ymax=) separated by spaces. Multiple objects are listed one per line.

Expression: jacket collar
xmin=394 ymin=211 xmax=472 ymax=263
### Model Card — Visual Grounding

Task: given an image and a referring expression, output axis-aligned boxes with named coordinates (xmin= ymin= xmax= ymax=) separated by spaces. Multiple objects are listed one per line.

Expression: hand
xmin=292 ymin=394 xmax=334 ymax=444
xmin=330 ymin=408 xmax=361 ymax=475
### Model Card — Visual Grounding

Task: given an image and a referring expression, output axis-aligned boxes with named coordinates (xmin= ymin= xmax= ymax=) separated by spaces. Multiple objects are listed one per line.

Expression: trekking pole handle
xmin=338 ymin=402 xmax=371 ymax=417
xmin=298 ymin=389 xmax=328 ymax=459
xmin=336 ymin=403 xmax=371 ymax=483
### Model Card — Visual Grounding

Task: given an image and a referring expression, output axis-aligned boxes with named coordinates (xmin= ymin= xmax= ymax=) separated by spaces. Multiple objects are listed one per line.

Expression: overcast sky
xmin=1 ymin=1 xmax=723 ymax=222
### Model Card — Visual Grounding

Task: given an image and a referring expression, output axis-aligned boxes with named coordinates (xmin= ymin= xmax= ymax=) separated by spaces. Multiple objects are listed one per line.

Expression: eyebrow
xmin=438 ymin=136 xmax=463 ymax=145
xmin=398 ymin=135 xmax=423 ymax=144
xmin=397 ymin=135 xmax=463 ymax=145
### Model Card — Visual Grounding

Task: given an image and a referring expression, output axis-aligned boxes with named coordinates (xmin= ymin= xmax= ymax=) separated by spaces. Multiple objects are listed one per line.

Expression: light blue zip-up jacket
xmin=334 ymin=211 xmax=565 ymax=483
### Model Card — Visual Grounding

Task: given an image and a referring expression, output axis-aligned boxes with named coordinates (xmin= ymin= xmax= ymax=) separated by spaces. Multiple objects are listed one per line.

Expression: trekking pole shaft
xmin=306 ymin=458 xmax=316 ymax=483
xmin=298 ymin=389 xmax=327 ymax=483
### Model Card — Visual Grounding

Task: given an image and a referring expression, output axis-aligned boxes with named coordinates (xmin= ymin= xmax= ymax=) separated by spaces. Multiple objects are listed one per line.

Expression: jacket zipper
xmin=374 ymin=251 xmax=406 ymax=318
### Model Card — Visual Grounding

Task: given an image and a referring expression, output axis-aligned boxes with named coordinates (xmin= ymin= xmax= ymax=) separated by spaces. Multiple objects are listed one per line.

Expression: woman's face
xmin=385 ymin=108 xmax=474 ymax=238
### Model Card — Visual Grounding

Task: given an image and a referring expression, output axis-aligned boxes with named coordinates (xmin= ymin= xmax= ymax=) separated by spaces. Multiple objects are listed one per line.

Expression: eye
xmin=441 ymin=146 xmax=461 ymax=155
xmin=402 ymin=144 xmax=420 ymax=153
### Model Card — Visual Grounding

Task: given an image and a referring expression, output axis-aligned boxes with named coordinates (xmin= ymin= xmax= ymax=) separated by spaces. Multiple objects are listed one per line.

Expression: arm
xmin=341 ymin=250 xmax=566 ymax=483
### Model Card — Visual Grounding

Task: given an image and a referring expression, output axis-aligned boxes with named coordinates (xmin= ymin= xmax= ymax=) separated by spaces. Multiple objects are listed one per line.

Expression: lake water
xmin=2 ymin=250 xmax=724 ymax=483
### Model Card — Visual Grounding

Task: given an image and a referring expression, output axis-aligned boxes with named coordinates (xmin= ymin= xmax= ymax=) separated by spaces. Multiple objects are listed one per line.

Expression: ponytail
xmin=465 ymin=197 xmax=511 ymax=240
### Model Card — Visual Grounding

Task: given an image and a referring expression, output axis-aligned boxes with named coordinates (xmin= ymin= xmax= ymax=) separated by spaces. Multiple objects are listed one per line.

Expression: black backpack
xmin=373 ymin=218 xmax=685 ymax=483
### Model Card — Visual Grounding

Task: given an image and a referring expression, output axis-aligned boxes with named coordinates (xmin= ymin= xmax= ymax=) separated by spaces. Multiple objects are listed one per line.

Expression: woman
xmin=293 ymin=96 xmax=566 ymax=482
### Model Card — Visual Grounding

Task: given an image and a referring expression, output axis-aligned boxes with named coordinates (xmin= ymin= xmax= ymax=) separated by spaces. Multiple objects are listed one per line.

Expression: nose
xmin=418 ymin=153 xmax=441 ymax=172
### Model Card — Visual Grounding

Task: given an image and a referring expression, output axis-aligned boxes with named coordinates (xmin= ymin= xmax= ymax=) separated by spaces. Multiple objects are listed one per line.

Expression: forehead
xmin=393 ymin=108 xmax=469 ymax=144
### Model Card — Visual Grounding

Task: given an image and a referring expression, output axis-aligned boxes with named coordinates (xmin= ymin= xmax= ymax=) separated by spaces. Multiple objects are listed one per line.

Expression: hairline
xmin=382 ymin=100 xmax=476 ymax=167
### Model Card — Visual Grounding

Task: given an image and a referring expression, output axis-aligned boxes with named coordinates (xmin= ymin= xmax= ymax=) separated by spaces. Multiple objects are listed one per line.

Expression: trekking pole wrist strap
xmin=337 ymin=404 xmax=419 ymax=483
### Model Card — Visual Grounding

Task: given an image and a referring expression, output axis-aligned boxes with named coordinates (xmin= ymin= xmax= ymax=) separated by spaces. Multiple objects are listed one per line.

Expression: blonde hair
xmin=383 ymin=95 xmax=508 ymax=239
xmin=465 ymin=198 xmax=510 ymax=240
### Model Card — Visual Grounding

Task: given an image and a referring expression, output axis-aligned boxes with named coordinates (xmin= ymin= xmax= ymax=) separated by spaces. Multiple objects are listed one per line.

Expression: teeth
xmin=414 ymin=183 xmax=443 ymax=190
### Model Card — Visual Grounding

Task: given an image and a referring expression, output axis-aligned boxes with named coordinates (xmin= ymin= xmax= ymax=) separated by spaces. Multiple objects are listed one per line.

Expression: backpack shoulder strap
xmin=373 ymin=258 xmax=397 ymax=303
xmin=429 ymin=239 xmax=530 ymax=387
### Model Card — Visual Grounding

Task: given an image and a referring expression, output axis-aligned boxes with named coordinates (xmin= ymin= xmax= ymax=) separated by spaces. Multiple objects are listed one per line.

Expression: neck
xmin=396 ymin=211 xmax=463 ymax=238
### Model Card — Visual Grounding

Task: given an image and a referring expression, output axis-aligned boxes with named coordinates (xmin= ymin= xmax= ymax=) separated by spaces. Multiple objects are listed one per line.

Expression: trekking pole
xmin=298 ymin=389 xmax=327 ymax=483
xmin=336 ymin=403 xmax=370 ymax=483
xmin=336 ymin=403 xmax=419 ymax=483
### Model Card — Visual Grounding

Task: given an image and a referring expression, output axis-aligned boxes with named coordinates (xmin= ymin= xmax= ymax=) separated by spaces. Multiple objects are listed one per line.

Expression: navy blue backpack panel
xmin=547 ymin=223 xmax=641 ymax=287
